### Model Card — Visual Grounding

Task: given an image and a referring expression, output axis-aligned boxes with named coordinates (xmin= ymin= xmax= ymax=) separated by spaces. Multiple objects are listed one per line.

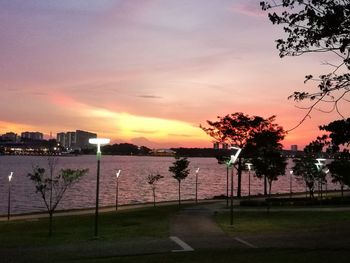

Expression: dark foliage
xmin=261 ymin=0 xmax=350 ymax=128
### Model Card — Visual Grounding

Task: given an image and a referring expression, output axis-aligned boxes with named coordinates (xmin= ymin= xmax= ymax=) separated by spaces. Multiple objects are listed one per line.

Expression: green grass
xmin=215 ymin=210 xmax=350 ymax=234
xmin=66 ymin=249 xmax=350 ymax=263
xmin=0 ymin=205 xmax=181 ymax=247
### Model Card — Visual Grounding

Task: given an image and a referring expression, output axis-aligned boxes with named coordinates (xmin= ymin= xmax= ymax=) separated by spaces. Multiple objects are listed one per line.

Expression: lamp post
xmin=230 ymin=146 xmax=242 ymax=226
xmin=289 ymin=170 xmax=293 ymax=198
xmin=315 ymin=158 xmax=326 ymax=199
xmin=89 ymin=138 xmax=110 ymax=237
xmin=245 ymin=163 xmax=253 ymax=199
xmin=225 ymin=160 xmax=230 ymax=208
xmin=8 ymin=172 xmax=13 ymax=221
xmin=116 ymin=170 xmax=121 ymax=211
xmin=325 ymin=169 xmax=329 ymax=197
xmin=195 ymin=168 xmax=200 ymax=204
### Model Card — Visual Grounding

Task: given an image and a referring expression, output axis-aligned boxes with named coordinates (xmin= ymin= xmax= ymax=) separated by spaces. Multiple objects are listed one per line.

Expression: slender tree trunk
xmin=178 ymin=181 xmax=181 ymax=207
xmin=264 ymin=175 xmax=267 ymax=196
xmin=49 ymin=211 xmax=53 ymax=237
xmin=341 ymin=184 xmax=344 ymax=199
xmin=267 ymin=180 xmax=272 ymax=215
xmin=153 ymin=187 xmax=156 ymax=207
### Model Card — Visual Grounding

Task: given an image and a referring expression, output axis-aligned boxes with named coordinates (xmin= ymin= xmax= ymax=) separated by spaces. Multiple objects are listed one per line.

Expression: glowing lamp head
xmin=315 ymin=163 xmax=322 ymax=171
xmin=290 ymin=170 xmax=293 ymax=175
xmin=8 ymin=172 xmax=13 ymax=182
xmin=196 ymin=168 xmax=200 ymax=174
xmin=246 ymin=162 xmax=253 ymax=171
xmin=89 ymin=138 xmax=110 ymax=153
xmin=230 ymin=146 xmax=242 ymax=164
xmin=316 ymin=158 xmax=326 ymax=164
xmin=116 ymin=169 xmax=121 ymax=178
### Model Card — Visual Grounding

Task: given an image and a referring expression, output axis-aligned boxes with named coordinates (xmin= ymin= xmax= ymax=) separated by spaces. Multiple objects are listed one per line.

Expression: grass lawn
xmin=66 ymin=248 xmax=350 ymax=263
xmin=0 ymin=205 xmax=181 ymax=247
xmin=215 ymin=210 xmax=350 ymax=234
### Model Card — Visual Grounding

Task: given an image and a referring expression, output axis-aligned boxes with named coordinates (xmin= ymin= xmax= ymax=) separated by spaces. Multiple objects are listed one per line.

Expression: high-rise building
xmin=56 ymin=130 xmax=97 ymax=150
xmin=21 ymin=131 xmax=43 ymax=140
xmin=291 ymin=145 xmax=298 ymax=152
xmin=75 ymin=130 xmax=96 ymax=149
xmin=1 ymin=132 xmax=18 ymax=142
xmin=57 ymin=132 xmax=66 ymax=147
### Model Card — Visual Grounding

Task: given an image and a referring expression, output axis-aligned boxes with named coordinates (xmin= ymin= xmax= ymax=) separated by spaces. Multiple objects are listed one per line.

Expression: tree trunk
xmin=178 ymin=181 xmax=181 ymax=207
xmin=49 ymin=211 xmax=53 ymax=237
xmin=264 ymin=175 xmax=267 ymax=196
xmin=341 ymin=184 xmax=344 ymax=199
xmin=153 ymin=188 xmax=156 ymax=207
xmin=268 ymin=180 xmax=272 ymax=198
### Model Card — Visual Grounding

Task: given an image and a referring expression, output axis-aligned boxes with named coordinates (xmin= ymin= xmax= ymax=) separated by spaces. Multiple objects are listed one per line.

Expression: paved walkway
xmin=170 ymin=201 xmax=350 ymax=250
xmin=169 ymin=202 xmax=248 ymax=249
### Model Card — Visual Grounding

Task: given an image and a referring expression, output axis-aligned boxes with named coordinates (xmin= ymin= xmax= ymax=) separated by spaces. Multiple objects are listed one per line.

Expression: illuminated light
xmin=290 ymin=170 xmax=293 ymax=175
xmin=116 ymin=169 xmax=121 ymax=178
xmin=89 ymin=138 xmax=110 ymax=154
xmin=196 ymin=168 xmax=200 ymax=174
xmin=316 ymin=158 xmax=326 ymax=164
xmin=246 ymin=162 xmax=253 ymax=171
xmin=315 ymin=163 xmax=322 ymax=171
xmin=230 ymin=146 xmax=242 ymax=164
xmin=8 ymin=172 xmax=13 ymax=182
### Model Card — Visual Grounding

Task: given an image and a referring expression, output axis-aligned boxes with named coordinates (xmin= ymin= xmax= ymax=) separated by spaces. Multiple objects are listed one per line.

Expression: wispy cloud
xmin=132 ymin=129 xmax=158 ymax=134
xmin=230 ymin=1 xmax=265 ymax=18
xmin=138 ymin=95 xmax=163 ymax=99
xmin=168 ymin=133 xmax=193 ymax=138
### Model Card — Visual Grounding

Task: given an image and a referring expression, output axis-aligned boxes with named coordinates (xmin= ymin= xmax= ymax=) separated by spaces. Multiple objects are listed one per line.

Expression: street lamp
xmin=230 ymin=146 xmax=242 ymax=226
xmin=195 ymin=168 xmax=200 ymax=204
xmin=315 ymin=159 xmax=326 ymax=199
xmin=224 ymin=159 xmax=231 ymax=208
xmin=8 ymin=172 xmax=13 ymax=221
xmin=116 ymin=169 xmax=121 ymax=211
xmin=245 ymin=163 xmax=253 ymax=199
xmin=89 ymin=138 xmax=110 ymax=237
xmin=325 ymin=169 xmax=329 ymax=197
xmin=289 ymin=170 xmax=293 ymax=198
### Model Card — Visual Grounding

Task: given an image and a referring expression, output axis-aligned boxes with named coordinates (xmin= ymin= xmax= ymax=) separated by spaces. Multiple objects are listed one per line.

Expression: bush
xmin=240 ymin=196 xmax=350 ymax=207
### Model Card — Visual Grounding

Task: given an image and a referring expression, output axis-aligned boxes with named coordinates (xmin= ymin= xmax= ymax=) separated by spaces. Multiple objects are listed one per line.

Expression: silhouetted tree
xmin=292 ymin=155 xmax=320 ymax=199
xmin=320 ymin=118 xmax=350 ymax=151
xmin=28 ymin=157 xmax=88 ymax=236
xmin=328 ymin=152 xmax=350 ymax=197
xmin=261 ymin=1 xmax=350 ymax=128
xmin=201 ymin=113 xmax=284 ymax=197
xmin=169 ymin=157 xmax=190 ymax=206
xmin=248 ymin=129 xmax=287 ymax=196
xmin=147 ymin=173 xmax=164 ymax=207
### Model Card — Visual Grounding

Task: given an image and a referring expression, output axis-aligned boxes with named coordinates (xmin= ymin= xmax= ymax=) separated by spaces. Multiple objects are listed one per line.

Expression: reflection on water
xmin=0 ymin=155 xmax=342 ymax=215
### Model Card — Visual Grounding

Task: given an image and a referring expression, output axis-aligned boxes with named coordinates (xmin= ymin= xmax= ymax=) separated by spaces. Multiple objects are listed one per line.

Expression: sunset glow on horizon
xmin=1 ymin=0 xmax=349 ymax=149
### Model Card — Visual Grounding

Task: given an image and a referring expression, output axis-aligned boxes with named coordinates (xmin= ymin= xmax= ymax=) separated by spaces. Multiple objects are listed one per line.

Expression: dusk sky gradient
xmin=1 ymin=0 xmax=349 ymax=149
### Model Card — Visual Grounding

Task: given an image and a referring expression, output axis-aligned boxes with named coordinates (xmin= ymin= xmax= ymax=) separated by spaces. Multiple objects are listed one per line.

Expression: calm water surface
xmin=0 ymin=155 xmax=341 ymax=215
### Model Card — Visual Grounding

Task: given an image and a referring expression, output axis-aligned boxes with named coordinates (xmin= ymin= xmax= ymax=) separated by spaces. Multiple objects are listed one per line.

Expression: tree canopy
xmin=320 ymin=118 xmax=350 ymax=148
xmin=201 ymin=112 xmax=285 ymax=197
xmin=261 ymin=0 xmax=350 ymax=127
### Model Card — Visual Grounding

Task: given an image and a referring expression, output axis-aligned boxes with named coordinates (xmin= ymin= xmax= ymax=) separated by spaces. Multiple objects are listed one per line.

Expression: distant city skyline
xmin=1 ymin=0 xmax=348 ymax=149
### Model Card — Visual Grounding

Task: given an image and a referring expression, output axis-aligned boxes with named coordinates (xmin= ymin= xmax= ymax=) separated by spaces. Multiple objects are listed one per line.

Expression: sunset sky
xmin=1 ymin=0 xmax=349 ymax=149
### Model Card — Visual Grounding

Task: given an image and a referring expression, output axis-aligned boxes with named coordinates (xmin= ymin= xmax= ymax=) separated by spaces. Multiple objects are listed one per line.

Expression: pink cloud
xmin=230 ymin=1 xmax=265 ymax=18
